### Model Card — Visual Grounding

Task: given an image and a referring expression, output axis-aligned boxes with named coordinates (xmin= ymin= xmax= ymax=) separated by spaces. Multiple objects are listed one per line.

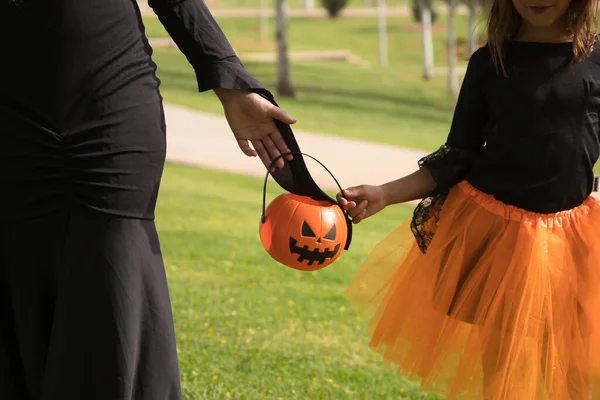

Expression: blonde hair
xmin=486 ymin=0 xmax=598 ymax=76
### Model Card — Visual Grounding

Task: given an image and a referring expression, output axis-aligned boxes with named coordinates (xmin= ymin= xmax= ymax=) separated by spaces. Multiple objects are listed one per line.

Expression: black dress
xmin=0 ymin=1 xmax=264 ymax=399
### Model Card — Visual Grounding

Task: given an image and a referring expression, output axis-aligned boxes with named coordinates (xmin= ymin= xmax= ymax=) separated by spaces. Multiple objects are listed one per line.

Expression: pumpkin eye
xmin=302 ymin=221 xmax=316 ymax=237
xmin=324 ymin=224 xmax=336 ymax=240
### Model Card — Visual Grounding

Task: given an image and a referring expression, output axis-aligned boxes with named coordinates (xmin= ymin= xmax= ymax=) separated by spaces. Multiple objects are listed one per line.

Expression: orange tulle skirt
xmin=345 ymin=181 xmax=600 ymax=400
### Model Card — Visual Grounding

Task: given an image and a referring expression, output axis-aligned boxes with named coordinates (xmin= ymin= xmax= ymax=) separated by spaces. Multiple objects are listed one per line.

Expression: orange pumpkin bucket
xmin=259 ymin=152 xmax=352 ymax=271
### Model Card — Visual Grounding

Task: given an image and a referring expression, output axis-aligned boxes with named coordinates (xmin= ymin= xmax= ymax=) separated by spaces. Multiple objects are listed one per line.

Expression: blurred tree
xmin=320 ymin=0 xmax=349 ymax=18
xmin=412 ymin=0 xmax=437 ymax=23
xmin=419 ymin=0 xmax=434 ymax=80
xmin=259 ymin=0 xmax=268 ymax=41
xmin=276 ymin=0 xmax=295 ymax=97
xmin=377 ymin=0 xmax=388 ymax=67
xmin=301 ymin=0 xmax=314 ymax=9
xmin=464 ymin=0 xmax=484 ymax=55
xmin=447 ymin=0 xmax=458 ymax=95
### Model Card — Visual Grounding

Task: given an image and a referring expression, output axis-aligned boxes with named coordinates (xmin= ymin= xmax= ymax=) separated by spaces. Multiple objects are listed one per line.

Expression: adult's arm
xmin=146 ymin=0 xmax=265 ymax=92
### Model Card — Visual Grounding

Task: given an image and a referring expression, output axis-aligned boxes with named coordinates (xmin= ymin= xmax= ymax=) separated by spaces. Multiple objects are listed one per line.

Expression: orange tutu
xmin=345 ymin=181 xmax=600 ymax=400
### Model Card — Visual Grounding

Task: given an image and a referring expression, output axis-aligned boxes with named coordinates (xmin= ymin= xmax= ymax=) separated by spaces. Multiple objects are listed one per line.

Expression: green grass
xmin=144 ymin=15 xmax=479 ymax=152
xmin=156 ymin=163 xmax=441 ymax=399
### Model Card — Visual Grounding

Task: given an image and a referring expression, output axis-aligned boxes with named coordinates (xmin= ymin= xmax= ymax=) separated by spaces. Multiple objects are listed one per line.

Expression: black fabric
xmin=0 ymin=0 xmax=268 ymax=221
xmin=0 ymin=205 xmax=181 ymax=400
xmin=147 ymin=0 xmax=265 ymax=92
xmin=414 ymin=40 xmax=600 ymax=252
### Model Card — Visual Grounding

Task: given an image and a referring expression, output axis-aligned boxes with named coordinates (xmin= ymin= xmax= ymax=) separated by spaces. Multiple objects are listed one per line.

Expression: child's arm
xmin=340 ymin=47 xmax=489 ymax=225
xmin=338 ymin=168 xmax=437 ymax=223
xmin=380 ymin=167 xmax=438 ymax=206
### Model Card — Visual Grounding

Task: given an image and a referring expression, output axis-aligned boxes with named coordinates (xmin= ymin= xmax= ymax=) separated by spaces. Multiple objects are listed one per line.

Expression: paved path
xmin=162 ymin=102 xmax=600 ymax=202
xmin=163 ymin=103 xmax=427 ymax=192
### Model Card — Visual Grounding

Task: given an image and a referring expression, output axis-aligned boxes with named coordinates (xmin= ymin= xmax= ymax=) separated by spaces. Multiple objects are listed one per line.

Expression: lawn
xmin=156 ymin=162 xmax=443 ymax=399
xmin=143 ymin=14 xmax=477 ymax=152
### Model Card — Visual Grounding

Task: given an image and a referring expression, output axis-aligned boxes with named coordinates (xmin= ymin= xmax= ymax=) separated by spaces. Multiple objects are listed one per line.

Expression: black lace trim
xmin=411 ymin=192 xmax=448 ymax=254
xmin=418 ymin=144 xmax=476 ymax=188
xmin=410 ymin=145 xmax=477 ymax=254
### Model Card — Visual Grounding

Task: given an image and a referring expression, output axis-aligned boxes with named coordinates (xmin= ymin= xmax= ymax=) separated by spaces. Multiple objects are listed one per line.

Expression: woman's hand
xmin=215 ymin=88 xmax=297 ymax=170
xmin=337 ymin=185 xmax=388 ymax=224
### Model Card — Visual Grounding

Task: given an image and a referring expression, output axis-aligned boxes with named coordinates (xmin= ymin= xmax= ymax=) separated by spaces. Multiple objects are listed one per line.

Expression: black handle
xmin=261 ymin=151 xmax=347 ymax=222
xmin=260 ymin=151 xmax=352 ymax=251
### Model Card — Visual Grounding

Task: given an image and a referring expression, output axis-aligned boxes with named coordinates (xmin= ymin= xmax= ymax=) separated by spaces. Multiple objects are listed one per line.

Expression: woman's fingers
xmin=349 ymin=199 xmax=368 ymax=219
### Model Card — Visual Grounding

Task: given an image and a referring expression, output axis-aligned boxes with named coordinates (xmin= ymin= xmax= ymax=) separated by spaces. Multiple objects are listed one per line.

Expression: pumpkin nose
xmin=316 ymin=238 xmax=321 ymax=243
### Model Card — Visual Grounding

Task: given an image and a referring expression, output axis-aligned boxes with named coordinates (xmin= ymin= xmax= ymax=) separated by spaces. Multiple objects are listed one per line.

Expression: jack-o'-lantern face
xmin=259 ymin=193 xmax=348 ymax=271
xmin=289 ymin=216 xmax=340 ymax=266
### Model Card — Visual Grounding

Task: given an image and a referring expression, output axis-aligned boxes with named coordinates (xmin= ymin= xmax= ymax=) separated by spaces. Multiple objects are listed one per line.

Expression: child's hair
xmin=486 ymin=0 xmax=598 ymax=76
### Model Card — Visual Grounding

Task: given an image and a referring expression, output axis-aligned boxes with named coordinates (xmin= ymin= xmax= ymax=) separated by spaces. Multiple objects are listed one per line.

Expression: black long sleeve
xmin=147 ymin=0 xmax=265 ymax=92
xmin=419 ymin=46 xmax=488 ymax=195
xmin=411 ymin=47 xmax=488 ymax=254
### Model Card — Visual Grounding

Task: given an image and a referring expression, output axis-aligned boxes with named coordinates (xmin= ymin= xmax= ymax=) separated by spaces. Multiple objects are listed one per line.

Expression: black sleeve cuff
xmin=419 ymin=144 xmax=479 ymax=196
xmin=193 ymin=57 xmax=265 ymax=92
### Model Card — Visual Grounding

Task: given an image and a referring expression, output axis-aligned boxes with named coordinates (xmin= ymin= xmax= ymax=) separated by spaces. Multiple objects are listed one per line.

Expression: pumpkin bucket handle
xmin=260 ymin=151 xmax=352 ymax=251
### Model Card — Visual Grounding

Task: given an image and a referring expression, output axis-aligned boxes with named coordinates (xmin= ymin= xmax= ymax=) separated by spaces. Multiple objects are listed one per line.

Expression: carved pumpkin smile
xmin=289 ymin=222 xmax=341 ymax=265
xmin=288 ymin=238 xmax=341 ymax=265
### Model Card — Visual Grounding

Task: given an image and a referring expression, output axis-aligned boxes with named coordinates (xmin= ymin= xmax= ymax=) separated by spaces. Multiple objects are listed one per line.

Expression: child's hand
xmin=336 ymin=185 xmax=388 ymax=224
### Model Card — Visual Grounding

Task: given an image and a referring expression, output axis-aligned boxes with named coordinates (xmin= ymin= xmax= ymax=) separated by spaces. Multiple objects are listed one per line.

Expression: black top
xmin=0 ymin=0 xmax=264 ymax=128
xmin=412 ymin=40 xmax=600 ymax=252
xmin=0 ymin=0 xmax=269 ymax=220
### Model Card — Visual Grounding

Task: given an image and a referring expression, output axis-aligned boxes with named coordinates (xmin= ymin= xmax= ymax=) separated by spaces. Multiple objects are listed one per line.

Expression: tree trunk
xmin=421 ymin=0 xmax=433 ymax=80
xmin=447 ymin=0 xmax=458 ymax=96
xmin=301 ymin=0 xmax=313 ymax=10
xmin=468 ymin=5 xmax=478 ymax=55
xmin=276 ymin=0 xmax=295 ymax=97
xmin=377 ymin=0 xmax=388 ymax=67
xmin=259 ymin=0 xmax=268 ymax=42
